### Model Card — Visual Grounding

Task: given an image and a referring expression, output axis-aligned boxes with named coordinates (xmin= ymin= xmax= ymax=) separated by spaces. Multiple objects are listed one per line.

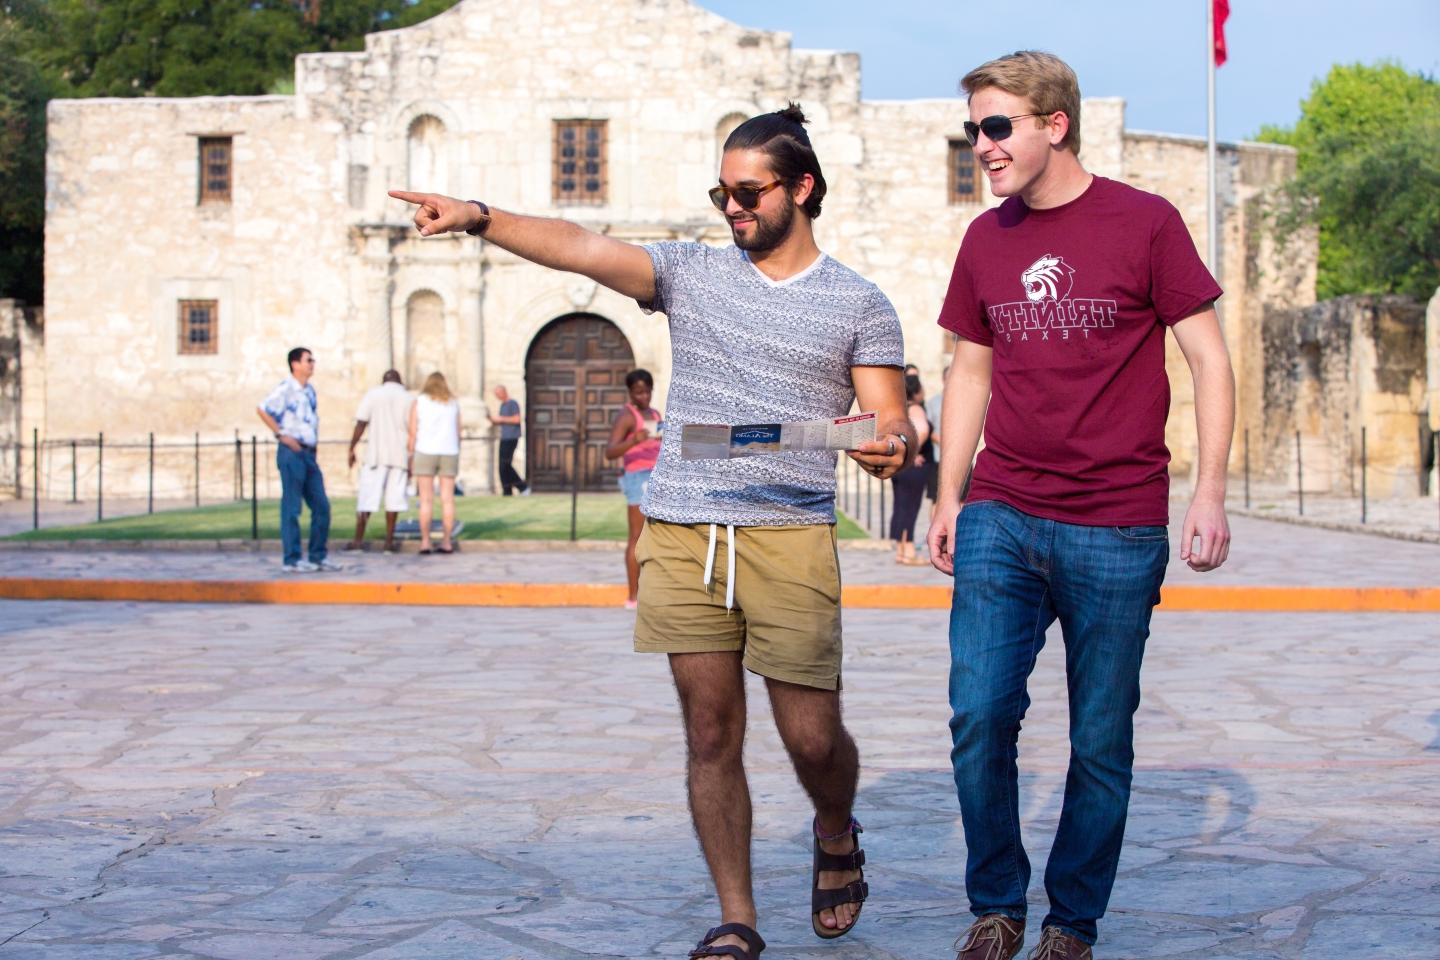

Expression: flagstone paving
xmin=1 ymin=589 xmax=1436 ymax=958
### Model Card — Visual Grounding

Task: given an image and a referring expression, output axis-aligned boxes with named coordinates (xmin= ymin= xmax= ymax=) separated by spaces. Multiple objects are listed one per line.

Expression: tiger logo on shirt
xmin=985 ymin=252 xmax=1117 ymax=344
xmin=1021 ymin=254 xmax=1075 ymax=303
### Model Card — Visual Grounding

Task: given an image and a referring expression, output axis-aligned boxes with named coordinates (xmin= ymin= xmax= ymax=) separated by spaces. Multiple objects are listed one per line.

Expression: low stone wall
xmin=1261 ymin=294 xmax=1429 ymax=497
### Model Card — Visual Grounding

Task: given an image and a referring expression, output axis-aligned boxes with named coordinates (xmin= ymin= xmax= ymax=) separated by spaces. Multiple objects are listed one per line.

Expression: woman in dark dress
xmin=889 ymin=373 xmax=932 ymax=565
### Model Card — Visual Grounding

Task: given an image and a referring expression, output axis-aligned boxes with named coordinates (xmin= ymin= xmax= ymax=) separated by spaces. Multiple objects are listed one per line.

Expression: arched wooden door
xmin=524 ymin=314 xmax=635 ymax=491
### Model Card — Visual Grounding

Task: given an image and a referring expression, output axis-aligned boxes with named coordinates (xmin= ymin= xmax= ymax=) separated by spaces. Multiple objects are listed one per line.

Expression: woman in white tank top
xmin=408 ymin=372 xmax=462 ymax=554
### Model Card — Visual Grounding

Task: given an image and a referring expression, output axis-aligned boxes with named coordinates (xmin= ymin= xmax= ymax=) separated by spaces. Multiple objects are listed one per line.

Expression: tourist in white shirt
xmin=408 ymin=372 xmax=462 ymax=555
xmin=346 ymin=369 xmax=413 ymax=553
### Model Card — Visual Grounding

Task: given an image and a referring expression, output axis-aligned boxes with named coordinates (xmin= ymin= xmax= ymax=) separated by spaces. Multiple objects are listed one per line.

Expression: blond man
xmin=929 ymin=52 xmax=1235 ymax=960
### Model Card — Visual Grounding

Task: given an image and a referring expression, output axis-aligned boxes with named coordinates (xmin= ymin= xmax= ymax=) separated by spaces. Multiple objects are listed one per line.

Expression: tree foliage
xmin=1258 ymin=62 xmax=1440 ymax=300
xmin=0 ymin=1 xmax=53 ymax=303
xmin=0 ymin=0 xmax=463 ymax=303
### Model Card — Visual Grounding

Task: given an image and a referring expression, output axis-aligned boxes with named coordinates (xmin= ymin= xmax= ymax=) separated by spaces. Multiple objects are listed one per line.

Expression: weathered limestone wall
xmin=1122 ymin=132 xmax=1315 ymax=478
xmin=1261 ymin=295 xmax=1427 ymax=496
xmin=45 ymin=97 xmax=352 ymax=434
xmin=40 ymin=0 xmax=1317 ymax=500
xmin=843 ymin=98 xmax=977 ymax=371
xmin=295 ymin=0 xmax=864 ymax=488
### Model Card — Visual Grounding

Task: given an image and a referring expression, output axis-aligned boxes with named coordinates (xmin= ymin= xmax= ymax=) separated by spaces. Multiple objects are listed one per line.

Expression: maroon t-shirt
xmin=937 ymin=176 xmax=1221 ymax=526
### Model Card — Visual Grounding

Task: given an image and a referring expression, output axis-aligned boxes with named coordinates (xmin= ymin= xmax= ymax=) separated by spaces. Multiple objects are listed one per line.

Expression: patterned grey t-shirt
xmin=641 ymin=241 xmax=904 ymax=526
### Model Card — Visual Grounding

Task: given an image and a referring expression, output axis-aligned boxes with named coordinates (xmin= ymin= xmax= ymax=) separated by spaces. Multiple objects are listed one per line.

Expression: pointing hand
xmin=388 ymin=190 xmax=480 ymax=237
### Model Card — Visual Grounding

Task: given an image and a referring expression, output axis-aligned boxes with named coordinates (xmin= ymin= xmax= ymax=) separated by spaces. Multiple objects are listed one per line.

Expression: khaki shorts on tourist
xmin=633 ymin=519 xmax=843 ymax=690
xmin=412 ymin=452 xmax=459 ymax=477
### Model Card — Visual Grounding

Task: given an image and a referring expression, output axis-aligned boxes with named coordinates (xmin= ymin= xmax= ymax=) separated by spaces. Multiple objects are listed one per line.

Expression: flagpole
xmin=1206 ymin=0 xmax=1218 ymax=273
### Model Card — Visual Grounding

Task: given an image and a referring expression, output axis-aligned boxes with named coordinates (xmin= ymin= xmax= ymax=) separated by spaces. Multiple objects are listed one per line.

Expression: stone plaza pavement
xmin=1 ymin=515 xmax=1437 ymax=959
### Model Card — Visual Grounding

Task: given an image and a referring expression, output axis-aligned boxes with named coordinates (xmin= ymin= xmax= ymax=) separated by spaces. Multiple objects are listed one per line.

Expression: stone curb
xmin=3 ymin=578 xmax=1438 ymax=612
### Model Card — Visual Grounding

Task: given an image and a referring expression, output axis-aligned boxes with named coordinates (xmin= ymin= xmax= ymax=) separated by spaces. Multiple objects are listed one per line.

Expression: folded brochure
xmin=680 ymin=412 xmax=877 ymax=460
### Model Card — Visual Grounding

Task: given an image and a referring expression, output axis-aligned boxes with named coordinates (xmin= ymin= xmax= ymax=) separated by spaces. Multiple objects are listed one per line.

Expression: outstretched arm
xmin=388 ymin=191 xmax=656 ymax=303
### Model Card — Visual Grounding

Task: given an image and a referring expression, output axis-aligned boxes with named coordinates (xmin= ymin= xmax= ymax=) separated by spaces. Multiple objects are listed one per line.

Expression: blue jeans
xmin=277 ymin=444 xmax=330 ymax=566
xmin=947 ymin=500 xmax=1167 ymax=945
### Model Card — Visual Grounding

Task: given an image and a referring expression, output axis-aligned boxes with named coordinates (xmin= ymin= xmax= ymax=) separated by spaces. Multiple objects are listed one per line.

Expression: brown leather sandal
xmin=811 ymin=817 xmax=868 ymax=939
xmin=688 ymin=923 xmax=765 ymax=959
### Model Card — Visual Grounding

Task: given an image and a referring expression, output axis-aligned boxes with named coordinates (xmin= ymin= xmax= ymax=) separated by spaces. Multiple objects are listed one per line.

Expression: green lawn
xmin=8 ymin=494 xmax=871 ymax=541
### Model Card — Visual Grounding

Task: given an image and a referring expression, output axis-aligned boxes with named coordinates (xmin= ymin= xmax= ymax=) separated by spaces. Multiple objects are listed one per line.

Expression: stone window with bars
xmin=553 ymin=120 xmax=607 ymax=205
xmin=948 ymin=139 xmax=984 ymax=205
xmin=177 ymin=300 xmax=218 ymax=355
xmin=198 ymin=136 xmax=233 ymax=203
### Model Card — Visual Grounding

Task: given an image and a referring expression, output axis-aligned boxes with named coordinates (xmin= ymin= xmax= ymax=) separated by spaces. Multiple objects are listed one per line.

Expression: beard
xmin=730 ymin=198 xmax=795 ymax=253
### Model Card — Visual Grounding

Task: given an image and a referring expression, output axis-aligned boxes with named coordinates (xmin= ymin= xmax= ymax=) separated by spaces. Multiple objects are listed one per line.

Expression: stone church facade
xmin=23 ymin=0 xmax=1314 ymax=497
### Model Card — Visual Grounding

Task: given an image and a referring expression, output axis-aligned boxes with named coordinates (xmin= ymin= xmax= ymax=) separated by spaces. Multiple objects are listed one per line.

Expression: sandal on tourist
xmin=811 ymin=816 xmax=868 ymax=939
xmin=688 ymin=922 xmax=765 ymax=960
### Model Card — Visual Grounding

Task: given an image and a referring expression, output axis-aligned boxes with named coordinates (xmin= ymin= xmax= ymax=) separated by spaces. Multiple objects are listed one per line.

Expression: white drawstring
xmin=725 ymin=524 xmax=736 ymax=611
xmin=703 ymin=522 xmax=718 ymax=588
xmin=701 ymin=523 xmax=738 ymax=611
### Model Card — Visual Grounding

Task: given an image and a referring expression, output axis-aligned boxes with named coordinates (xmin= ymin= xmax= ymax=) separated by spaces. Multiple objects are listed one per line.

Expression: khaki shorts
xmin=356 ymin=464 xmax=409 ymax=513
xmin=412 ymin=452 xmax=459 ymax=477
xmin=634 ymin=519 xmax=843 ymax=690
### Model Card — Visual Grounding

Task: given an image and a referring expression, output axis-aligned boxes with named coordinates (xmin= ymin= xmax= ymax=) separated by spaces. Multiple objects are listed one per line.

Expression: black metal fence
xmin=3 ymin=431 xmax=496 ymax=534
xmin=6 ymin=426 xmax=1434 ymax=538
xmin=2 ymin=427 xmax=904 ymax=540
xmin=838 ymin=452 xmax=893 ymax=539
xmin=1236 ymin=427 xmax=1440 ymax=530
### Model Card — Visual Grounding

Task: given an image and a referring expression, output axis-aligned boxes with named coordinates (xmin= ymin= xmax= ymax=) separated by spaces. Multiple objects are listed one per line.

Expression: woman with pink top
xmin=605 ymin=369 xmax=663 ymax=609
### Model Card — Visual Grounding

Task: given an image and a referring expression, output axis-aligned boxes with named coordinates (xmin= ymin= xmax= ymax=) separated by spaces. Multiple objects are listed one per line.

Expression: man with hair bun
xmin=930 ymin=51 xmax=1235 ymax=960
xmin=391 ymin=103 xmax=912 ymax=959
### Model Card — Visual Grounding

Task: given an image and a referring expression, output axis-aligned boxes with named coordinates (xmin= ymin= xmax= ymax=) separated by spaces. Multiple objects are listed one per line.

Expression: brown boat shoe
xmin=954 ymin=914 xmax=1025 ymax=960
xmin=1027 ymin=926 xmax=1093 ymax=960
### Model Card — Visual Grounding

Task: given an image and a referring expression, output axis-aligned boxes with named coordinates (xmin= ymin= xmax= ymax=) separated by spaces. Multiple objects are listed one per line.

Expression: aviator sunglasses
xmin=708 ymin=179 xmax=784 ymax=212
xmin=963 ymin=113 xmax=1051 ymax=146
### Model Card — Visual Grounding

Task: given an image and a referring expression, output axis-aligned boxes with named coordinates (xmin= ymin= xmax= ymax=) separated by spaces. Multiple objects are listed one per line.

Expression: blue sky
xmin=700 ymin=1 xmax=1440 ymax=142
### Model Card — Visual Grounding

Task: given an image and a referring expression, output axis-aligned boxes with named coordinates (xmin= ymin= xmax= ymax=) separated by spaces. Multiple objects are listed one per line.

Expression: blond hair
xmin=420 ymin=371 xmax=453 ymax=403
xmin=961 ymin=51 xmax=1082 ymax=155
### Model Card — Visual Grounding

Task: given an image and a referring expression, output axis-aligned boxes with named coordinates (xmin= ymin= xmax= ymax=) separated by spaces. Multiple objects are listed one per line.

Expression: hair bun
xmin=777 ymin=102 xmax=808 ymax=126
xmin=721 ymin=102 xmax=827 ymax=219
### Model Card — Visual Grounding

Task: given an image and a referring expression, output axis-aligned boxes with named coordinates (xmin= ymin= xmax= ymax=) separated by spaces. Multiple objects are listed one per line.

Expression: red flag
xmin=1213 ymin=0 xmax=1230 ymax=66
